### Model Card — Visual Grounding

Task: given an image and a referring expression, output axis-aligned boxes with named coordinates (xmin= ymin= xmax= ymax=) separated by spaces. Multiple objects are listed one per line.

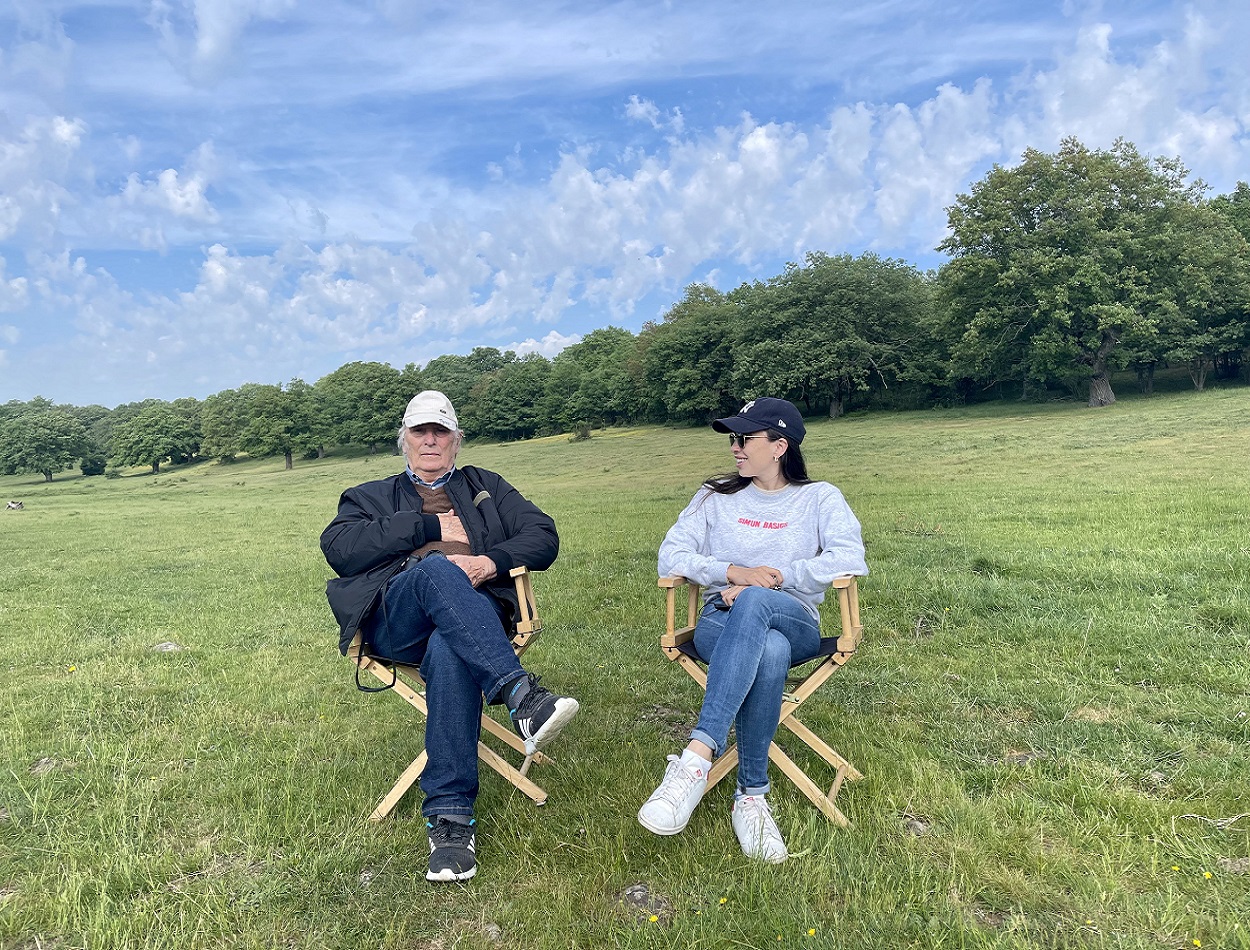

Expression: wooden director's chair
xmin=348 ymin=566 xmax=552 ymax=820
xmin=659 ymin=575 xmax=865 ymax=827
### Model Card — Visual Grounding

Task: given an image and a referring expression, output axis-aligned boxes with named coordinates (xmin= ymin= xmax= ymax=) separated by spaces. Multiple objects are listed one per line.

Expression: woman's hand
xmin=720 ymin=584 xmax=747 ymax=607
xmin=727 ymin=563 xmax=785 ymax=590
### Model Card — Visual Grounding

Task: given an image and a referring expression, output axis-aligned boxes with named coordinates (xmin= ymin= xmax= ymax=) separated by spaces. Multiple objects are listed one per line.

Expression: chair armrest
xmin=509 ymin=566 xmax=541 ymax=640
xmin=659 ymin=575 xmax=701 ymax=649
xmin=829 ymin=575 xmax=863 ymax=652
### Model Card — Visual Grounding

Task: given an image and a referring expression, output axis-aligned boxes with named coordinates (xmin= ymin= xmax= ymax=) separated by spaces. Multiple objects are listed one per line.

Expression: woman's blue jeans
xmin=363 ymin=554 xmax=524 ymax=818
xmin=690 ymin=587 xmax=821 ymax=795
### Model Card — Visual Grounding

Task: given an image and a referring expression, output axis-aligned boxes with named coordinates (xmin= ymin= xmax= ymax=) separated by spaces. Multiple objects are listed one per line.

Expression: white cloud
xmin=148 ymin=0 xmax=298 ymax=82
xmin=120 ymin=166 xmax=215 ymax=219
xmin=0 ymin=115 xmax=86 ymax=244
xmin=1012 ymin=13 xmax=1249 ymax=179
xmin=103 ymin=142 xmax=220 ymax=249
xmin=0 ymin=257 xmax=29 ymax=313
xmin=625 ymin=95 xmax=661 ymax=127
xmin=509 ymin=330 xmax=581 ymax=358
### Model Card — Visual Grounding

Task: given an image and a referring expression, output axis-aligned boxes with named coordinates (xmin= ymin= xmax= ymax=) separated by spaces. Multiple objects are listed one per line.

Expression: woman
xmin=638 ymin=397 xmax=867 ymax=862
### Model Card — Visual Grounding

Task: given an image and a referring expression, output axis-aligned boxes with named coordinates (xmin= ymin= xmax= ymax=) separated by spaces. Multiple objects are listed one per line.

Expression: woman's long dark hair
xmin=703 ymin=428 xmax=812 ymax=495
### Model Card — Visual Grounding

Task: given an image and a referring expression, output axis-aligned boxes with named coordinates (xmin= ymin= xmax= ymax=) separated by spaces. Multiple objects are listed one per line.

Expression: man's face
xmin=403 ymin=423 xmax=460 ymax=480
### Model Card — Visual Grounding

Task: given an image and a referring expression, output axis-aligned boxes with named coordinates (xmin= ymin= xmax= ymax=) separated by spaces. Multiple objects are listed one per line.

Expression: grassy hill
xmin=2 ymin=388 xmax=1248 ymax=949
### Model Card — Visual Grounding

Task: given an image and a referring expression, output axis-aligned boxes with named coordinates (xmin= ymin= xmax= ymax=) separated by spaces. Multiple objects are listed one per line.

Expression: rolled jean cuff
xmin=422 ymin=804 xmax=475 ymax=819
xmin=738 ymin=781 xmax=771 ymax=797
xmin=689 ymin=728 xmax=719 ymax=757
xmin=485 ymin=671 xmax=522 ymax=706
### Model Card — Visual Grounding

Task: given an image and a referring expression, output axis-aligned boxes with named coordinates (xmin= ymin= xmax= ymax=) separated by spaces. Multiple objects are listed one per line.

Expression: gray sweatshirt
xmin=657 ymin=481 xmax=868 ymax=622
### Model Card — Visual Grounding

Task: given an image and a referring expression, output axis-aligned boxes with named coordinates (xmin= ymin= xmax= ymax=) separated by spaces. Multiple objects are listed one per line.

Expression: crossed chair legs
xmin=350 ymin=570 xmax=865 ymax=826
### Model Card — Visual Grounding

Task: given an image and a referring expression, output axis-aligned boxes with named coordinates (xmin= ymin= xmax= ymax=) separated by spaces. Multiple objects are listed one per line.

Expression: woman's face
xmin=729 ymin=430 xmax=784 ymax=480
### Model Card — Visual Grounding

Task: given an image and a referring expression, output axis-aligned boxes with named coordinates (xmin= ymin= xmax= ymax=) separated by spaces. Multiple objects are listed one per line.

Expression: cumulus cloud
xmin=0 ymin=115 xmax=86 ymax=245
xmin=509 ymin=330 xmax=582 ymax=358
xmin=1010 ymin=12 xmax=1248 ymax=178
xmin=0 ymin=256 xmax=30 ymax=314
xmin=103 ymin=142 xmax=220 ymax=249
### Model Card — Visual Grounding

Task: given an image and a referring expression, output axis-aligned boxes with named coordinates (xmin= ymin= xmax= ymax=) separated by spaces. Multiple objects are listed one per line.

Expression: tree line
xmin=2 ymin=138 xmax=1248 ymax=481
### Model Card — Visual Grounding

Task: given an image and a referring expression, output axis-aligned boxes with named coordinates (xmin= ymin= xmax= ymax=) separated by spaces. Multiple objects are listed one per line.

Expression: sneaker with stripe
xmin=506 ymin=673 xmax=579 ymax=755
xmin=425 ymin=816 xmax=477 ymax=882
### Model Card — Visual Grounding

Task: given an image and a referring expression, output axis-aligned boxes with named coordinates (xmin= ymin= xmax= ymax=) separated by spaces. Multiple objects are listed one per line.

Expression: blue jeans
xmin=363 ymin=554 xmax=524 ymax=818
xmin=690 ymin=587 xmax=821 ymax=795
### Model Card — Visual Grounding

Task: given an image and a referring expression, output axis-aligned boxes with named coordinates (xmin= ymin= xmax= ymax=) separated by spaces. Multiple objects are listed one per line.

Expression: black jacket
xmin=320 ymin=465 xmax=559 ymax=654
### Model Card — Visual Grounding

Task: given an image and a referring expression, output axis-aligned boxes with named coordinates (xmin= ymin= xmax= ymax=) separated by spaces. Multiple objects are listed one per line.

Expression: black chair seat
xmin=674 ymin=635 xmax=844 ymax=666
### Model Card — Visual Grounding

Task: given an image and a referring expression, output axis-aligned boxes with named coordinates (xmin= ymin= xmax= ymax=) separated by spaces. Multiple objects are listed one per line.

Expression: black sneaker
xmin=425 ymin=816 xmax=477 ymax=882
xmin=506 ymin=673 xmax=580 ymax=754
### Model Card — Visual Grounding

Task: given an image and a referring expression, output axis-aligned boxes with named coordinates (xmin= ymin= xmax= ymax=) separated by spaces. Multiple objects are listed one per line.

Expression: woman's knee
xmin=733 ymin=585 xmax=769 ymax=612
xmin=759 ymin=630 xmax=792 ymax=677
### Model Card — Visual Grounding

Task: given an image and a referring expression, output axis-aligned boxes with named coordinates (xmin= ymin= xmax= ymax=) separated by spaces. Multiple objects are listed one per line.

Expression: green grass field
xmin=2 ymin=389 xmax=1248 ymax=950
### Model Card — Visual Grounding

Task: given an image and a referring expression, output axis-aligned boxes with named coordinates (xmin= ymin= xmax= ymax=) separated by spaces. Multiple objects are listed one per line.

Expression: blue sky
xmin=1 ymin=0 xmax=1247 ymax=407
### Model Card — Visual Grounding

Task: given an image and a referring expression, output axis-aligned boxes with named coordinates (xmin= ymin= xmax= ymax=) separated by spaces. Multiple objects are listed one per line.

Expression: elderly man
xmin=321 ymin=390 xmax=579 ymax=882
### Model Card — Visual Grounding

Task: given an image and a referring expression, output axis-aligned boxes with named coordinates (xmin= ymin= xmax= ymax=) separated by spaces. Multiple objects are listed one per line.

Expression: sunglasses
xmin=728 ymin=434 xmax=770 ymax=449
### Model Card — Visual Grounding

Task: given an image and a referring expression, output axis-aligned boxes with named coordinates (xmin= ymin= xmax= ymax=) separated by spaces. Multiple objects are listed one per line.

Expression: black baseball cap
xmin=711 ymin=397 xmax=806 ymax=444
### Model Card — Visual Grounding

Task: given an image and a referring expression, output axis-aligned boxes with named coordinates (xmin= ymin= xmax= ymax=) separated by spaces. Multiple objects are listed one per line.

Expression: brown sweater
xmin=411 ymin=485 xmax=472 ymax=559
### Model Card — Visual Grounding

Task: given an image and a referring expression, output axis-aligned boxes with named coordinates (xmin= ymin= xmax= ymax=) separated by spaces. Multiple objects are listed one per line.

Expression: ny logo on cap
xmin=740 ymin=400 xmax=755 ymax=414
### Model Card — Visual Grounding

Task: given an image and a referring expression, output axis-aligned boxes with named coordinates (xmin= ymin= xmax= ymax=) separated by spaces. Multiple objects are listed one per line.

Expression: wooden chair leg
xmin=781 ymin=715 xmax=864 ymax=781
xmin=368 ymin=740 xmax=549 ymax=820
xmin=480 ymin=711 xmax=554 ymax=766
xmin=370 ymin=751 xmax=429 ymax=821
xmin=706 ymin=745 xmax=738 ymax=792
xmin=766 ymin=742 xmax=851 ymax=828
xmin=477 ymin=740 xmax=549 ymax=805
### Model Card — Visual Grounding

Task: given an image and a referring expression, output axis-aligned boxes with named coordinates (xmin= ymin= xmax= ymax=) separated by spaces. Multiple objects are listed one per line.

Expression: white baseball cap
xmin=402 ymin=390 xmax=459 ymax=432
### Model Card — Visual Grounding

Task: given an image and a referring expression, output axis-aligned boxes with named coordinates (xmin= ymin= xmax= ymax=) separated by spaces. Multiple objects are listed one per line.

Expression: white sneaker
xmin=638 ymin=754 xmax=708 ymax=835
xmin=732 ymin=794 xmax=788 ymax=863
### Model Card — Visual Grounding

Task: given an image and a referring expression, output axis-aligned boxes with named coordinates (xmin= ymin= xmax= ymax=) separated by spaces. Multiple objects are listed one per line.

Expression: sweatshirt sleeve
xmin=786 ymin=484 xmax=868 ymax=593
xmin=657 ymin=489 xmax=731 ymax=586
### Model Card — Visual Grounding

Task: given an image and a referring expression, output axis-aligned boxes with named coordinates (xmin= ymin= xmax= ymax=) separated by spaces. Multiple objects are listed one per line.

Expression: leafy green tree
xmin=313 ymin=361 xmax=406 ymax=452
xmin=420 ymin=347 xmax=509 ymax=420
xmin=543 ymin=327 xmax=641 ymax=434
xmin=938 ymin=138 xmax=1212 ymax=407
xmin=236 ymin=379 xmax=317 ymax=469
xmin=200 ymin=388 xmax=247 ymax=461
xmin=93 ymin=398 xmax=164 ymax=458
xmin=110 ymin=403 xmax=198 ymax=474
xmin=80 ymin=448 xmax=108 ymax=476
xmin=466 ymin=354 xmax=552 ymax=441
xmin=170 ymin=397 xmax=203 ymax=462
xmin=1159 ymin=203 xmax=1250 ymax=389
xmin=732 ymin=253 xmax=932 ymax=418
xmin=639 ymin=285 xmax=743 ymax=424
xmin=67 ymin=403 xmax=112 ymax=472
xmin=0 ymin=406 xmax=88 ymax=481
xmin=1210 ymin=182 xmax=1250 ymax=243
